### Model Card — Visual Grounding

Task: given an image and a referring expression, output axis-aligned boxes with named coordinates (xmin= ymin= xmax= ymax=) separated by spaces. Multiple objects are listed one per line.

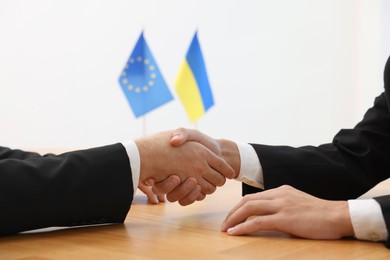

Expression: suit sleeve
xmin=243 ymin=92 xmax=390 ymax=200
xmin=0 ymin=143 xmax=134 ymax=235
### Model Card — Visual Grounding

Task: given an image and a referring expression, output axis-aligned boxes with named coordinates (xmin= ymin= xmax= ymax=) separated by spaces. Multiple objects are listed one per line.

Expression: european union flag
xmin=175 ymin=32 xmax=214 ymax=123
xmin=119 ymin=32 xmax=173 ymax=118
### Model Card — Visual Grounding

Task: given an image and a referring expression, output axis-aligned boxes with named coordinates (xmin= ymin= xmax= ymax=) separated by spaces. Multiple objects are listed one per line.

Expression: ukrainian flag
xmin=175 ymin=32 xmax=214 ymax=123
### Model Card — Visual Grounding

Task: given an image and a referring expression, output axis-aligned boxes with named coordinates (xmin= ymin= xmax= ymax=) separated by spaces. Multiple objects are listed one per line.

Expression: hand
xmin=138 ymin=183 xmax=166 ymax=204
xmin=221 ymin=185 xmax=354 ymax=240
xmin=149 ymin=128 xmax=240 ymax=205
xmin=135 ymin=130 xmax=235 ymax=195
xmin=170 ymin=128 xmax=240 ymax=175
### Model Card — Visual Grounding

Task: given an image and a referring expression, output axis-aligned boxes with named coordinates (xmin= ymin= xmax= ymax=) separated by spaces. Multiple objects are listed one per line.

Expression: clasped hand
xmin=135 ymin=129 xmax=236 ymax=205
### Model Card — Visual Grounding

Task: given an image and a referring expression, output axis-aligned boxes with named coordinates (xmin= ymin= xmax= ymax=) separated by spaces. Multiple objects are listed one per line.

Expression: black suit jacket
xmin=243 ymin=57 xmax=390 ymax=247
xmin=0 ymin=143 xmax=133 ymax=235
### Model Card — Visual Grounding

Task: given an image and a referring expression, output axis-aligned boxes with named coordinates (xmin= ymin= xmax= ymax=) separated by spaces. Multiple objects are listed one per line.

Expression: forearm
xmin=0 ymin=144 xmax=133 ymax=235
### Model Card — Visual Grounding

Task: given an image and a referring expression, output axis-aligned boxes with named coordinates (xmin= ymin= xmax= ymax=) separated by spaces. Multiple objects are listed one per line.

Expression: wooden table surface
xmin=1 ymin=179 xmax=390 ymax=259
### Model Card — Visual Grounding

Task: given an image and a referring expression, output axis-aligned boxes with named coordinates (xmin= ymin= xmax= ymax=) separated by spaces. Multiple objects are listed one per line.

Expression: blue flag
xmin=119 ymin=32 xmax=173 ymax=118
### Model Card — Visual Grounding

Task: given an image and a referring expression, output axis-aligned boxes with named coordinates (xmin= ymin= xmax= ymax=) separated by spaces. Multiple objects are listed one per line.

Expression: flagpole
xmin=142 ymin=116 xmax=147 ymax=136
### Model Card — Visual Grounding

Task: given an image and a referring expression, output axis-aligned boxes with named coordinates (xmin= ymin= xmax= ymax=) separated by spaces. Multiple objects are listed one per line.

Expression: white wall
xmin=0 ymin=0 xmax=388 ymax=150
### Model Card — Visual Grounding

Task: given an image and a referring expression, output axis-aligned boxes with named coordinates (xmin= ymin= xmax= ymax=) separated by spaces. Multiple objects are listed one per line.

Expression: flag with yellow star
xmin=119 ymin=32 xmax=173 ymax=118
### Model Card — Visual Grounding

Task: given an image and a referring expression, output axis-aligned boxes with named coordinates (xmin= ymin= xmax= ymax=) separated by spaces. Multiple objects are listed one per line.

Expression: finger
xmin=221 ymin=199 xmax=276 ymax=231
xmin=226 ymin=215 xmax=277 ymax=236
xmin=178 ymin=185 xmax=202 ymax=206
xmin=205 ymin=149 xmax=235 ymax=179
xmin=151 ymin=175 xmax=181 ymax=195
xmin=196 ymin=192 xmax=206 ymax=201
xmin=166 ymin=178 xmax=198 ymax=202
xmin=170 ymin=127 xmax=189 ymax=146
xmin=224 ymin=187 xmax=288 ymax=220
xmin=157 ymin=194 xmax=166 ymax=202
xmin=201 ymin=166 xmax=227 ymax=187
xmin=197 ymin=177 xmax=217 ymax=195
xmin=223 ymin=193 xmax=261 ymax=222
xmin=223 ymin=194 xmax=268 ymax=223
xmin=171 ymin=128 xmax=219 ymax=153
xmin=138 ymin=184 xmax=158 ymax=204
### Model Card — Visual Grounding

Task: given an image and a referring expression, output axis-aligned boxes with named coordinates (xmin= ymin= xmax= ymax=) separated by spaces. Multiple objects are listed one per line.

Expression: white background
xmin=0 ymin=0 xmax=389 ymax=150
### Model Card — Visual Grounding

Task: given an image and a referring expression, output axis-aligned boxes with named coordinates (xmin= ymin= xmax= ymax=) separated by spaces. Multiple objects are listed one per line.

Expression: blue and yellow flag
xmin=119 ymin=32 xmax=173 ymax=118
xmin=175 ymin=32 xmax=214 ymax=123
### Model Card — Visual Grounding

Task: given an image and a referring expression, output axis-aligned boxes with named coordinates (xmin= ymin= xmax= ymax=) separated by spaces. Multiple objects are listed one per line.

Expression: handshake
xmin=134 ymin=128 xmax=240 ymax=206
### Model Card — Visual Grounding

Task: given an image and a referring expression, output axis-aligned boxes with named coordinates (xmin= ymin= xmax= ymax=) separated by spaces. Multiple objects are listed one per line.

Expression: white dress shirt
xmin=234 ymin=142 xmax=388 ymax=241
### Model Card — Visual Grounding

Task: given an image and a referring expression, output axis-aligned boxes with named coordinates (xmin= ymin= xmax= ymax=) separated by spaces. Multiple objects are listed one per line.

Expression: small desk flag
xmin=175 ymin=32 xmax=214 ymax=123
xmin=119 ymin=32 xmax=173 ymax=118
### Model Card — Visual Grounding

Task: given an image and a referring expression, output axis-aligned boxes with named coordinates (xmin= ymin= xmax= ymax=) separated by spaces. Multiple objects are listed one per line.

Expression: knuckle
xmin=280 ymin=184 xmax=291 ymax=189
xmin=242 ymin=194 xmax=255 ymax=202
xmin=203 ymin=185 xmax=216 ymax=195
xmin=245 ymin=200 xmax=257 ymax=209
xmin=176 ymin=127 xmax=185 ymax=132
xmin=279 ymin=185 xmax=293 ymax=192
xmin=253 ymin=217 xmax=263 ymax=226
xmin=217 ymin=177 xmax=226 ymax=187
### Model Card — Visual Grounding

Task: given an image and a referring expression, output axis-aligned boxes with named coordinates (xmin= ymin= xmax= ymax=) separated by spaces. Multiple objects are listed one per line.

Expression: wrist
xmin=218 ymin=139 xmax=240 ymax=178
xmin=334 ymin=201 xmax=354 ymax=238
xmin=134 ymin=138 xmax=151 ymax=184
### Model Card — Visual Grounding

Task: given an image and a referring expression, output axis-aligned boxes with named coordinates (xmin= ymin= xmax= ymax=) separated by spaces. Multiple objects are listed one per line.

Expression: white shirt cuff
xmin=122 ymin=141 xmax=140 ymax=195
xmin=235 ymin=143 xmax=264 ymax=189
xmin=348 ymin=199 xmax=388 ymax=241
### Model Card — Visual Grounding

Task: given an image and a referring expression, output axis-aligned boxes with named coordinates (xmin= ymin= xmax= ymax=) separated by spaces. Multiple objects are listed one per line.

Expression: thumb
xmin=170 ymin=127 xmax=190 ymax=146
xmin=171 ymin=128 xmax=220 ymax=155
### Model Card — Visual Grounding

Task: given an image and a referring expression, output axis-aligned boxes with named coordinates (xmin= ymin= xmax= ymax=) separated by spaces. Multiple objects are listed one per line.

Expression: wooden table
xmin=1 ymin=180 xmax=390 ymax=259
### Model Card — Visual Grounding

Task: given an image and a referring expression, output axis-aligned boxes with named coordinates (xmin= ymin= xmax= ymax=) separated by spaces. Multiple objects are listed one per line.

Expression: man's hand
xmin=135 ymin=130 xmax=235 ymax=196
xmin=150 ymin=128 xmax=240 ymax=205
xmin=221 ymin=185 xmax=354 ymax=240
xmin=170 ymin=128 xmax=240 ymax=175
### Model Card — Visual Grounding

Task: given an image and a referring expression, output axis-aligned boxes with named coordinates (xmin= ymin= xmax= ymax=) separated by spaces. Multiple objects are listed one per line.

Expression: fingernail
xmin=227 ymin=227 xmax=235 ymax=235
